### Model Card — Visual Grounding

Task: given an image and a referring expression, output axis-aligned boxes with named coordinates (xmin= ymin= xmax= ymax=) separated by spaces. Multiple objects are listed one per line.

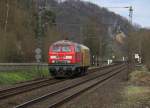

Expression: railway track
xmin=14 ymin=64 xmax=126 ymax=108
xmin=0 ymin=64 xmax=117 ymax=100
xmin=0 ymin=78 xmax=64 ymax=99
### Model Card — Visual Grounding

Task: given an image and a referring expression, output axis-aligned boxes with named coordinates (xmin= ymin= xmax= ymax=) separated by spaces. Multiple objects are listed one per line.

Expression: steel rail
xmin=15 ymin=64 xmax=126 ymax=108
xmin=0 ymin=78 xmax=64 ymax=99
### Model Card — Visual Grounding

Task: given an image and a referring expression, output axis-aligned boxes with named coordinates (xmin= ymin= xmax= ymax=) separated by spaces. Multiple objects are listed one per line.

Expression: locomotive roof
xmin=80 ymin=44 xmax=90 ymax=50
xmin=52 ymin=40 xmax=89 ymax=50
xmin=53 ymin=40 xmax=76 ymax=46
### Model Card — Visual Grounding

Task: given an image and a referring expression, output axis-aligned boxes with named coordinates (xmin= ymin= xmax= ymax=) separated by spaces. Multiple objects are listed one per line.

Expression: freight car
xmin=48 ymin=40 xmax=90 ymax=78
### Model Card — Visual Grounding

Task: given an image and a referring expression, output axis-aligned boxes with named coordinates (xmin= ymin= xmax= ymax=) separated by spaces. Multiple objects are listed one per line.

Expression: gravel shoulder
xmin=60 ymin=66 xmax=150 ymax=108
xmin=60 ymin=69 xmax=127 ymax=108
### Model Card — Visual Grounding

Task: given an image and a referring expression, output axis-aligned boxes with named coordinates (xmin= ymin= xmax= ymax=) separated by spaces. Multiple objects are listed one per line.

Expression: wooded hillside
xmin=0 ymin=0 xmax=135 ymax=62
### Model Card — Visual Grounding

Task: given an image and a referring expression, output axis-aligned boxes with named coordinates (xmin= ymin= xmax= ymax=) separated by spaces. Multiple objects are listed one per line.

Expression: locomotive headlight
xmin=67 ymin=60 xmax=71 ymax=63
xmin=52 ymin=60 xmax=55 ymax=63
xmin=64 ymin=56 xmax=72 ymax=59
xmin=50 ymin=55 xmax=57 ymax=59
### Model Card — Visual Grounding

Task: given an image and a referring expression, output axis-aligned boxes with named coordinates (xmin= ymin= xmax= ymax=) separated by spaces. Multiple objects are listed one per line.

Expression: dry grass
xmin=123 ymin=86 xmax=150 ymax=104
xmin=129 ymin=66 xmax=150 ymax=86
xmin=120 ymin=65 xmax=150 ymax=107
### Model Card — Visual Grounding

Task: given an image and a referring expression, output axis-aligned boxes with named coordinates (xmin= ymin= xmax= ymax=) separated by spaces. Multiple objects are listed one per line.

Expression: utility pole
xmin=129 ymin=6 xmax=133 ymax=24
xmin=36 ymin=0 xmax=47 ymax=63
xmin=35 ymin=0 xmax=48 ymax=77
xmin=106 ymin=6 xmax=133 ymax=24
xmin=36 ymin=4 xmax=43 ymax=63
xmin=4 ymin=0 xmax=9 ymax=32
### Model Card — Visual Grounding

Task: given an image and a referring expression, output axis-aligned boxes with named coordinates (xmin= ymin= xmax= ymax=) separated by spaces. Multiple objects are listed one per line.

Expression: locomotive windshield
xmin=52 ymin=45 xmax=71 ymax=52
xmin=52 ymin=46 xmax=61 ymax=52
xmin=62 ymin=46 xmax=71 ymax=52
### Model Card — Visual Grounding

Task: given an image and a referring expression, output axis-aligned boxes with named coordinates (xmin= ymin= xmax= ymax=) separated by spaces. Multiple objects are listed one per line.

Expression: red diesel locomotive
xmin=48 ymin=40 xmax=90 ymax=77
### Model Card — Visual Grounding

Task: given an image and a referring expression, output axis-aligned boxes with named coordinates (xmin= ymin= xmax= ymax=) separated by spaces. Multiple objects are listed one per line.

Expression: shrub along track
xmin=14 ymin=63 xmax=126 ymax=108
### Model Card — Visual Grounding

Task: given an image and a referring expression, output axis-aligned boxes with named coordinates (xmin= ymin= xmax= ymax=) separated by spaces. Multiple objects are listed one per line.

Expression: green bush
xmin=0 ymin=68 xmax=50 ymax=85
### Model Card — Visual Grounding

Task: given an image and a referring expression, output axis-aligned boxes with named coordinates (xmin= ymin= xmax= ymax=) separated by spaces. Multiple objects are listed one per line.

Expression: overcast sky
xmin=82 ymin=0 xmax=150 ymax=28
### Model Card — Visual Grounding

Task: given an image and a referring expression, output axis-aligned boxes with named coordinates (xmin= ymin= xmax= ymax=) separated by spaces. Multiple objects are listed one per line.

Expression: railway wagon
xmin=48 ymin=40 xmax=90 ymax=77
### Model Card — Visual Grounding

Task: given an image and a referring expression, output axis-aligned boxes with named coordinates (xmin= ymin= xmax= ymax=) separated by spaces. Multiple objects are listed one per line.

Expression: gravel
xmin=59 ymin=69 xmax=128 ymax=108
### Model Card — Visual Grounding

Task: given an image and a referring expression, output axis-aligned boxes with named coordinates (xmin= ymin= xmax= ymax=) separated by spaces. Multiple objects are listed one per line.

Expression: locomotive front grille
xmin=52 ymin=60 xmax=71 ymax=64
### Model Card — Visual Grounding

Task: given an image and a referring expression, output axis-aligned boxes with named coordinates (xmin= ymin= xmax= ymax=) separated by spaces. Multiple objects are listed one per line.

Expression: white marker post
xmin=35 ymin=48 xmax=42 ymax=77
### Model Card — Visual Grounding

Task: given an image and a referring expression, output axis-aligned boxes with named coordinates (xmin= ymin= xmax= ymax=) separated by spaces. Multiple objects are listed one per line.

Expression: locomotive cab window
xmin=62 ymin=46 xmax=71 ymax=52
xmin=52 ymin=46 xmax=61 ymax=52
xmin=75 ymin=46 xmax=81 ymax=52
